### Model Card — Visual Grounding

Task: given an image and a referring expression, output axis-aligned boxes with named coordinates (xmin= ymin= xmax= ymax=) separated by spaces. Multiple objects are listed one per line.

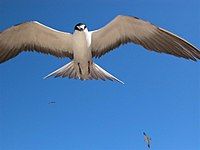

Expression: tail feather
xmin=44 ymin=61 xmax=78 ymax=79
xmin=44 ymin=61 xmax=124 ymax=84
xmin=91 ymin=63 xmax=124 ymax=84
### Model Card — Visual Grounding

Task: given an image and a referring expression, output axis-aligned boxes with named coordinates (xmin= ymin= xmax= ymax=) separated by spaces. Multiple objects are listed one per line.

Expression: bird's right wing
xmin=0 ymin=21 xmax=73 ymax=63
xmin=91 ymin=15 xmax=200 ymax=61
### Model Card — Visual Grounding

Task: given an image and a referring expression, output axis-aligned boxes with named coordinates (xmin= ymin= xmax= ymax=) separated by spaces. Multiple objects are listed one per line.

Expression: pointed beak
xmin=79 ymin=28 xmax=84 ymax=31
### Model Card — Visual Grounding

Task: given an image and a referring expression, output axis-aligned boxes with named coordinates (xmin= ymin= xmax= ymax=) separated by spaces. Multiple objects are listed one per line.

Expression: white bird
xmin=0 ymin=15 xmax=199 ymax=84
xmin=143 ymin=132 xmax=151 ymax=148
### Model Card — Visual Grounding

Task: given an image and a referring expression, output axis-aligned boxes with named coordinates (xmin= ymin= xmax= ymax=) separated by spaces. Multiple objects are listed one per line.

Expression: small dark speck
xmin=48 ymin=101 xmax=56 ymax=104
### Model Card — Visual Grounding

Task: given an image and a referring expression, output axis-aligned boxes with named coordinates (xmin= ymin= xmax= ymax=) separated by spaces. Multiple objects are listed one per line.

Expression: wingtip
xmin=43 ymin=76 xmax=48 ymax=79
xmin=148 ymin=144 xmax=150 ymax=148
xmin=117 ymin=79 xmax=125 ymax=84
xmin=43 ymin=74 xmax=52 ymax=79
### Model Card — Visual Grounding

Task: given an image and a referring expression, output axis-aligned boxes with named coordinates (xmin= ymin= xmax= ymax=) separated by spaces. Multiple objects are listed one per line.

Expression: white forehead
xmin=79 ymin=24 xmax=85 ymax=28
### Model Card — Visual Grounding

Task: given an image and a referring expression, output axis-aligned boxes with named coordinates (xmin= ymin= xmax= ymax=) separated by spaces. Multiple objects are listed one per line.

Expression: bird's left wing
xmin=90 ymin=15 xmax=200 ymax=61
xmin=0 ymin=21 xmax=73 ymax=63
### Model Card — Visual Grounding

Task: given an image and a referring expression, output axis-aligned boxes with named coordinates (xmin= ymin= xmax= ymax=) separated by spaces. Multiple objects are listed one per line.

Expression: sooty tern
xmin=0 ymin=15 xmax=200 ymax=84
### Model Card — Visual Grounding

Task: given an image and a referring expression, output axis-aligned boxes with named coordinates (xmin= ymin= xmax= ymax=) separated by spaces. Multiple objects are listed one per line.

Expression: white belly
xmin=73 ymin=31 xmax=91 ymax=62
xmin=72 ymin=31 xmax=92 ymax=77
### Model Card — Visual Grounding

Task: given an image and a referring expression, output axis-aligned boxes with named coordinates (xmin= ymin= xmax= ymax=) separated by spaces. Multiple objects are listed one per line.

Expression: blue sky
xmin=0 ymin=0 xmax=199 ymax=150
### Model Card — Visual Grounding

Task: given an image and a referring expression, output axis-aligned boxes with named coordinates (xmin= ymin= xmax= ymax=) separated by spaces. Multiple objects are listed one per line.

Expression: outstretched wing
xmin=0 ymin=21 xmax=73 ymax=63
xmin=90 ymin=15 xmax=200 ymax=61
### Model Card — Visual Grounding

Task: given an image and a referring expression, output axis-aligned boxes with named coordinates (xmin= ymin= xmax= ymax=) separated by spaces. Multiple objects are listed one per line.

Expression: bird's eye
xmin=75 ymin=26 xmax=80 ymax=31
xmin=84 ymin=25 xmax=87 ymax=29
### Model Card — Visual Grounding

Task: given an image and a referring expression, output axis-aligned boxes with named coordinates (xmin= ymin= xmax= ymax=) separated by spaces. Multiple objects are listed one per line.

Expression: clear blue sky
xmin=0 ymin=0 xmax=199 ymax=150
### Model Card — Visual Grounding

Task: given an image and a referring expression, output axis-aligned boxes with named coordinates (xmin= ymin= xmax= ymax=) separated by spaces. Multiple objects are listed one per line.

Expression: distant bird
xmin=48 ymin=101 xmax=56 ymax=104
xmin=143 ymin=132 xmax=151 ymax=148
xmin=0 ymin=15 xmax=200 ymax=84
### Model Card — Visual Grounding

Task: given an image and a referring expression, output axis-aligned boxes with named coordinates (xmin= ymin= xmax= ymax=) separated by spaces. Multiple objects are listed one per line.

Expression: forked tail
xmin=44 ymin=61 xmax=78 ymax=79
xmin=44 ymin=61 xmax=124 ymax=84
xmin=90 ymin=63 xmax=124 ymax=84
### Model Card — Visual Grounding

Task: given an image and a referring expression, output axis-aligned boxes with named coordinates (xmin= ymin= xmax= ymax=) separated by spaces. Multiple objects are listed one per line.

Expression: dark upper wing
xmin=0 ymin=21 xmax=73 ymax=63
xmin=90 ymin=15 xmax=200 ymax=61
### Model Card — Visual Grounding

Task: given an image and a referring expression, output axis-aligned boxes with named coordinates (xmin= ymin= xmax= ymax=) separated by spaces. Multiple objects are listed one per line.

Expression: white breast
xmin=85 ymin=30 xmax=92 ymax=48
xmin=72 ymin=30 xmax=92 ymax=61
xmin=73 ymin=31 xmax=91 ymax=49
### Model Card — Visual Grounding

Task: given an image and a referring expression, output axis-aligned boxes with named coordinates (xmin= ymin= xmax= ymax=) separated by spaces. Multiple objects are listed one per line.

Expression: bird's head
xmin=74 ymin=23 xmax=87 ymax=32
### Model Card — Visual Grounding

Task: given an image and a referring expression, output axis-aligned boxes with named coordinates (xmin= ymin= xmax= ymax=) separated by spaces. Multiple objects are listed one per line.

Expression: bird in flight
xmin=143 ymin=132 xmax=151 ymax=148
xmin=0 ymin=15 xmax=199 ymax=84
